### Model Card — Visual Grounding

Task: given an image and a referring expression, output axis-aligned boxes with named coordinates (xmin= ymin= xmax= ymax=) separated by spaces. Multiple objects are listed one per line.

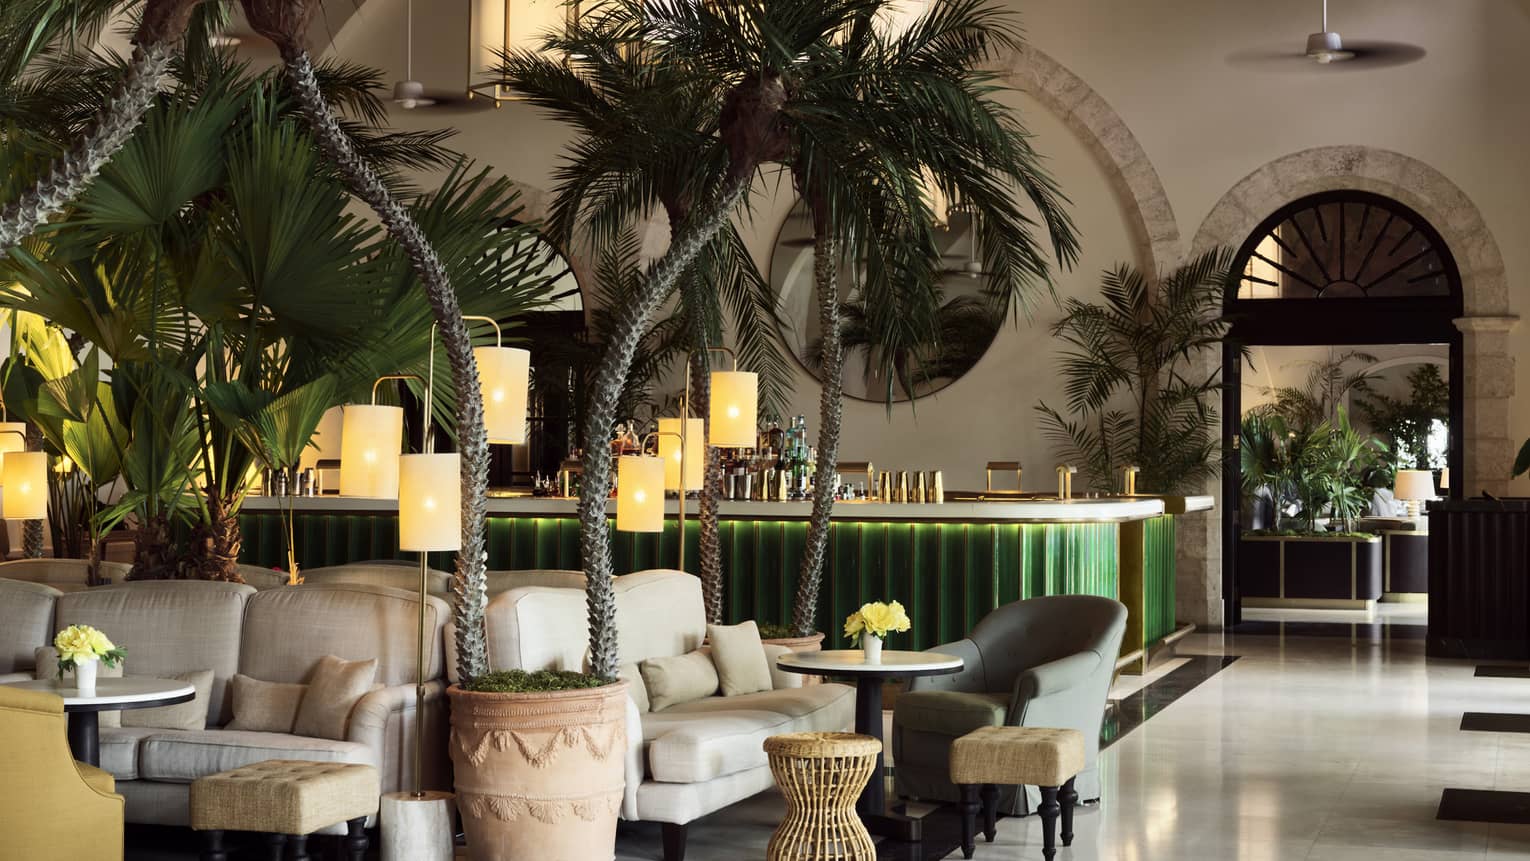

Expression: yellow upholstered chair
xmin=0 ymin=685 xmax=124 ymax=861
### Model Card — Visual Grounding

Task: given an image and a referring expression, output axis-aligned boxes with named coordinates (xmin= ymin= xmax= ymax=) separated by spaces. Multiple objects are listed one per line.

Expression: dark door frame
xmin=1220 ymin=190 xmax=1465 ymax=626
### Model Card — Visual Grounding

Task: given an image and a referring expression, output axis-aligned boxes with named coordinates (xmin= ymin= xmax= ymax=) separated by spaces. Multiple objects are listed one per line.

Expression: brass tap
xmin=931 ymin=471 xmax=944 ymax=504
xmin=1123 ymin=465 xmax=1140 ymax=496
xmin=1056 ymin=464 xmax=1077 ymax=500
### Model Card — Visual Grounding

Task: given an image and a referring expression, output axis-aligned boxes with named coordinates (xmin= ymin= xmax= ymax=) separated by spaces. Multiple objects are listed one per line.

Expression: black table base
xmin=853 ymin=677 xmax=930 ymax=841
xmin=68 ymin=712 xmax=100 ymax=767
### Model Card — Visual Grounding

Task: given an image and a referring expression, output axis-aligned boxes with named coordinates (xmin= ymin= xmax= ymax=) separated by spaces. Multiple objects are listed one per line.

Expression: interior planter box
xmin=1238 ymin=533 xmax=1384 ymax=610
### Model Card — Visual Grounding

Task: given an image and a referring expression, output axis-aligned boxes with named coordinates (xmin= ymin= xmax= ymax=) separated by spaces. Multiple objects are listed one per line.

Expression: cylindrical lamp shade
xmin=1394 ymin=469 xmax=1437 ymax=501
xmin=1438 ymin=467 xmax=1451 ymax=490
xmin=0 ymin=421 xmax=26 ymax=488
xmin=708 ymin=371 xmax=758 ymax=447
xmin=2 ymin=451 xmax=47 ymax=519
xmin=658 ymin=418 xmax=704 ymax=491
xmin=340 ymin=404 xmax=405 ymax=498
xmin=399 ymin=453 xmax=461 ymax=552
xmin=616 ymin=455 xmax=665 ymax=533
xmin=475 ymin=346 xmax=530 ymax=445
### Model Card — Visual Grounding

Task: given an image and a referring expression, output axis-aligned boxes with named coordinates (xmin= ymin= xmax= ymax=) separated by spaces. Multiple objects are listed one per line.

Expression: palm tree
xmin=498 ymin=21 xmax=791 ymax=624
xmin=0 ymin=0 xmax=213 ymax=250
xmin=1036 ymin=248 xmax=1233 ymax=495
xmin=777 ymin=1 xmax=1080 ymax=637
xmin=236 ymin=0 xmax=509 ymax=682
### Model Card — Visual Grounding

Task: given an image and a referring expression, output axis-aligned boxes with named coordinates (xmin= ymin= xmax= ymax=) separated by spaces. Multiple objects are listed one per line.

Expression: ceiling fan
xmin=1227 ymin=0 xmax=1426 ymax=72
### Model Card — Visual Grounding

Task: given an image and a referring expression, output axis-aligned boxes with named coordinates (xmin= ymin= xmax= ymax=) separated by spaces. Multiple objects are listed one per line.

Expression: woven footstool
xmin=949 ymin=727 xmax=1085 ymax=861
xmin=189 ymin=760 xmax=380 ymax=861
xmin=764 ymin=732 xmax=882 ymax=861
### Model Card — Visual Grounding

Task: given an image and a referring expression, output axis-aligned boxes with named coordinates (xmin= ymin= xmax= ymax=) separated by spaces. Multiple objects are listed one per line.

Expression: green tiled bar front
xmin=238 ymin=509 xmax=1176 ymax=653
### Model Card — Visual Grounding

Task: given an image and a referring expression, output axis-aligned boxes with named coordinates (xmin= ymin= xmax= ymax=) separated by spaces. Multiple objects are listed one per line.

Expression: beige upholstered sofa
xmin=0 ymin=578 xmax=61 ymax=683
xmin=0 ymin=558 xmax=131 ymax=592
xmin=299 ymin=562 xmax=453 ymax=597
xmin=457 ymin=569 xmax=854 ymax=860
xmin=35 ymin=580 xmax=450 ymax=831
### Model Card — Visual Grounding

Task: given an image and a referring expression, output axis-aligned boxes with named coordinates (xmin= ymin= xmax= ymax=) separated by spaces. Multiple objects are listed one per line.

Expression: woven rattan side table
xmin=764 ymin=732 xmax=882 ymax=861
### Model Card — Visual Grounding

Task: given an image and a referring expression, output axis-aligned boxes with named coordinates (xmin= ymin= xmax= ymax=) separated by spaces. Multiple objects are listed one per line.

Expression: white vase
xmin=861 ymin=634 xmax=883 ymax=665
xmin=75 ymin=657 xmax=98 ymax=697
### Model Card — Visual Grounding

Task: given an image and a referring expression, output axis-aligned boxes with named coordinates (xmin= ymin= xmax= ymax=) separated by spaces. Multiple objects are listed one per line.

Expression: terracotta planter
xmin=448 ymin=681 xmax=628 ymax=861
xmin=763 ymin=632 xmax=825 ymax=686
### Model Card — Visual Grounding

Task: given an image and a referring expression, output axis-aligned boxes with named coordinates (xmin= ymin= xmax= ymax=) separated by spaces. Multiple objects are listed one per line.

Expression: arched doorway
xmin=1221 ymin=190 xmax=1465 ymax=624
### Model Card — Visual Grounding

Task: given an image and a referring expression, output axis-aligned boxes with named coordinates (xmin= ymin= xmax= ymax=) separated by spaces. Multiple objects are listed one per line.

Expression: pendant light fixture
xmin=393 ymin=0 xmax=436 ymax=109
xmin=467 ymin=0 xmax=579 ymax=106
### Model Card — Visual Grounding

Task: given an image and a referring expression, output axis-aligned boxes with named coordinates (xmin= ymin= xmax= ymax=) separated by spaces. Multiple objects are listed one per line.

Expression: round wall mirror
xmin=769 ymin=198 xmax=1003 ymax=402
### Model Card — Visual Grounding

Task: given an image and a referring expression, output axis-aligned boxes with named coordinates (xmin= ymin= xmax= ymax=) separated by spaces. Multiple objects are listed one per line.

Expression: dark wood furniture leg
xmin=264 ymin=833 xmax=286 ymax=861
xmin=1038 ymin=786 xmax=1060 ymax=861
xmin=980 ymin=783 xmax=998 ymax=843
xmin=959 ymin=784 xmax=980 ymax=859
xmin=662 ymin=822 xmax=687 ymax=861
xmin=346 ymin=816 xmax=369 ymax=861
xmin=289 ymin=833 xmax=310 ymax=861
xmin=1061 ymin=776 xmax=1078 ymax=846
xmin=200 ymin=830 xmax=227 ymax=861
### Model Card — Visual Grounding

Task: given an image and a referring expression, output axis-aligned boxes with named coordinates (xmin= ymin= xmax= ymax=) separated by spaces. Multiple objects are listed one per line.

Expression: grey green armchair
xmin=892 ymin=594 xmax=1127 ymax=815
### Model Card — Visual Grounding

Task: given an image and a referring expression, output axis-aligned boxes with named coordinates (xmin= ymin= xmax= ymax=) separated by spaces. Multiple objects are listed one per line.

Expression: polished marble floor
xmin=131 ymin=613 xmax=1530 ymax=860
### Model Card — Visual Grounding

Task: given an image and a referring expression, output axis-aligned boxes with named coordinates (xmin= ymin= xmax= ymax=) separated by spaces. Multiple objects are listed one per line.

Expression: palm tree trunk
xmin=281 ymin=51 xmax=494 ymax=683
xmin=792 ymin=229 xmax=842 ymax=638
xmin=186 ymin=490 xmax=242 ymax=581
xmin=688 ymin=347 xmax=726 ymax=624
xmin=22 ymin=424 xmax=44 ymax=557
xmin=0 ymin=43 xmax=174 ymax=252
xmin=580 ymin=174 xmax=752 ymax=681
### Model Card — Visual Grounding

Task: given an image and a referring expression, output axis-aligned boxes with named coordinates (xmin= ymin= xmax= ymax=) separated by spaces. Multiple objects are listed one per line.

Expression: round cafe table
xmin=5 ymin=677 xmax=196 ymax=767
xmin=776 ymin=649 xmax=962 ymax=843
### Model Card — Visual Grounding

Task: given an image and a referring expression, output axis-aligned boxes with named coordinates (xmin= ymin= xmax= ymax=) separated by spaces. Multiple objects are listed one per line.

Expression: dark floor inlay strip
xmin=1438 ymin=788 xmax=1530 ymax=824
xmin=1227 ymin=620 xmax=1427 ymax=640
xmin=1475 ymin=665 xmax=1530 ymax=679
xmin=1101 ymin=655 xmax=1238 ymax=750
xmin=1460 ymin=712 xmax=1530 ymax=733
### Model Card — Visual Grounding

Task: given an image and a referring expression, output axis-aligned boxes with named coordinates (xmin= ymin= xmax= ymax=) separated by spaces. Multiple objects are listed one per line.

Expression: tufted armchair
xmin=892 ymin=594 xmax=1126 ymax=815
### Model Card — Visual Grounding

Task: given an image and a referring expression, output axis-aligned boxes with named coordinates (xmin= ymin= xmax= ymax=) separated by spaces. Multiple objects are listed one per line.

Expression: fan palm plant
xmin=1036 ymin=248 xmax=1234 ymax=495
xmin=0 ymin=0 xmax=218 ymax=250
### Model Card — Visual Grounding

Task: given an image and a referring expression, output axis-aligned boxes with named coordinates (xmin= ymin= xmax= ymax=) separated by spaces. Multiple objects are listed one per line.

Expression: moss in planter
xmin=756 ymin=623 xmax=796 ymax=640
xmin=465 ymin=669 xmax=608 ymax=694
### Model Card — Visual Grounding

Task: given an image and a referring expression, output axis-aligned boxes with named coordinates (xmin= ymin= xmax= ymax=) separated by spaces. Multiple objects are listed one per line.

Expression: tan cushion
xmin=707 ymin=621 xmax=773 ymax=697
xmin=293 ymin=655 xmax=378 ymax=741
xmin=949 ymin=726 xmax=1086 ymax=787
xmin=226 ymin=674 xmax=307 ymax=733
xmin=640 ymin=684 xmax=856 ymax=783
xmin=123 ymin=669 xmax=215 ymax=731
xmin=189 ymin=760 xmax=380 ymax=834
xmin=618 ymin=662 xmax=650 ymax=713
xmin=640 ymin=650 xmax=718 ymax=712
xmin=35 ymin=645 xmax=123 ymax=728
xmin=140 ymin=730 xmax=375 ymax=784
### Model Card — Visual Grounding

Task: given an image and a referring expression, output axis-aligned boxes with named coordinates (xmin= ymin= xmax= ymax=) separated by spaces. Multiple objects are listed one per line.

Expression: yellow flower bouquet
xmin=54 ymin=624 xmax=126 ymax=674
xmin=844 ymin=601 xmax=912 ymax=641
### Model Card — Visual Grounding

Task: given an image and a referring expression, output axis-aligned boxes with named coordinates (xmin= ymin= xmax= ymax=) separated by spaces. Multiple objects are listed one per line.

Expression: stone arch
xmin=1194 ymin=146 xmax=1518 ymax=496
xmin=1000 ymin=45 xmax=1182 ymax=273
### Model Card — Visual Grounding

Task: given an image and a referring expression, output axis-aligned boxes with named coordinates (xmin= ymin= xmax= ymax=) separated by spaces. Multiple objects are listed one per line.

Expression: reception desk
xmin=239 ymin=494 xmax=1208 ymax=671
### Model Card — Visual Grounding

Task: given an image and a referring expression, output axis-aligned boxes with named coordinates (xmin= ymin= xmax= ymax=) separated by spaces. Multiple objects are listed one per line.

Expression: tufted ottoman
xmin=949 ymin=726 xmax=1085 ymax=861
xmin=189 ymin=759 xmax=380 ymax=861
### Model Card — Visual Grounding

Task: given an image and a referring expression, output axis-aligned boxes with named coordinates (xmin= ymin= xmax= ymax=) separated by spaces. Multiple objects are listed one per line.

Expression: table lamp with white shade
xmin=1438 ymin=467 xmax=1450 ymax=493
xmin=1393 ymin=469 xmax=1437 ymax=519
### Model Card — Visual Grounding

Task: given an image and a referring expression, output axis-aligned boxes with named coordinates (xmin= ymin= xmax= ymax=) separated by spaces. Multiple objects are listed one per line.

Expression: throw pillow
xmin=618 ymin=661 xmax=650 ymax=713
xmin=293 ymin=655 xmax=379 ymax=741
xmin=35 ymin=646 xmax=123 ymax=728
xmin=707 ymin=621 xmax=774 ymax=697
xmin=225 ymin=674 xmax=307 ymax=733
xmin=640 ymin=650 xmax=719 ymax=711
xmin=122 ymin=669 xmax=214 ymax=732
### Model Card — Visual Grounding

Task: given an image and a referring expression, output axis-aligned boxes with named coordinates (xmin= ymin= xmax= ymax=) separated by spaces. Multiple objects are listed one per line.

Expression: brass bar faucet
xmin=1123 ymin=465 xmax=1140 ymax=495
xmin=1056 ymin=464 xmax=1077 ymax=500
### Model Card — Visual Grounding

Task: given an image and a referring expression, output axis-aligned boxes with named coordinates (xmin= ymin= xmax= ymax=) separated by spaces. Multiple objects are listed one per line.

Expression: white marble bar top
xmin=244 ymin=494 xmax=1181 ymax=523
